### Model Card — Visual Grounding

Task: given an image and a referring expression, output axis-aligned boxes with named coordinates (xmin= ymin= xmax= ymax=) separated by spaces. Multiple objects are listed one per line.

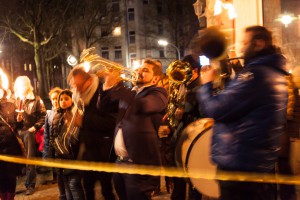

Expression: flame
xmin=14 ymin=78 xmax=24 ymax=99
xmin=214 ymin=0 xmax=237 ymax=20
xmin=83 ymin=61 xmax=90 ymax=72
xmin=0 ymin=68 xmax=8 ymax=90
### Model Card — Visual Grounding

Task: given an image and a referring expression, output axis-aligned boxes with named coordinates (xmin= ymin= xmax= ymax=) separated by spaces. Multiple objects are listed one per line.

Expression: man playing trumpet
xmin=67 ymin=58 xmax=130 ymax=200
xmin=198 ymin=26 xmax=289 ymax=200
xmin=113 ymin=59 xmax=168 ymax=200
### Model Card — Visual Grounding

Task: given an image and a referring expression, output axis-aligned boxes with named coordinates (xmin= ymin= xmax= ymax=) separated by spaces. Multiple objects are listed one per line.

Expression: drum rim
xmin=184 ymin=126 xmax=212 ymax=168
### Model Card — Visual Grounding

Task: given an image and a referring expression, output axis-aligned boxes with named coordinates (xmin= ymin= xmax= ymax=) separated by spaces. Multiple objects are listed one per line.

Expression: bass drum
xmin=175 ymin=118 xmax=220 ymax=198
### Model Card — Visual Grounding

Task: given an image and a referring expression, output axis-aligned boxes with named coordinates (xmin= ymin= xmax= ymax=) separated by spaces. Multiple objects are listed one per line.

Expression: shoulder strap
xmin=0 ymin=112 xmax=16 ymax=133
xmin=0 ymin=112 xmax=26 ymax=156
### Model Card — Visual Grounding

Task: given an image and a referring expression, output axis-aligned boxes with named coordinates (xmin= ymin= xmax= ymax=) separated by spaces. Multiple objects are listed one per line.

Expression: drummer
xmin=197 ymin=26 xmax=289 ymax=200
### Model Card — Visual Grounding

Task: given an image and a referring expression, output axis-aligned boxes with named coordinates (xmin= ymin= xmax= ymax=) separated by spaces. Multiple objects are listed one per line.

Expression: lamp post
xmin=158 ymin=39 xmax=181 ymax=60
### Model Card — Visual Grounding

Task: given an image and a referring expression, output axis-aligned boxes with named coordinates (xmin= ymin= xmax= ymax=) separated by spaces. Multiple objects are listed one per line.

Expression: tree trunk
xmin=33 ymin=44 xmax=47 ymax=99
xmin=33 ymin=27 xmax=47 ymax=99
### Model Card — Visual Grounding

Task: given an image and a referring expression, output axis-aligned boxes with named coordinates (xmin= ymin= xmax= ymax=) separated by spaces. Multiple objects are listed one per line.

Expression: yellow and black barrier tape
xmin=1 ymin=154 xmax=300 ymax=185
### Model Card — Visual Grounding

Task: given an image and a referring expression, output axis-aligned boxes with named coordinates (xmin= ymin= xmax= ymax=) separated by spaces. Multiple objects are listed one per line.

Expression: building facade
xmin=95 ymin=0 xmax=200 ymax=71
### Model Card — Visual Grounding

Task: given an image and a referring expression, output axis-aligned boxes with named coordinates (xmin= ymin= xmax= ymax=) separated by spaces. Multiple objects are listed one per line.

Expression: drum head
xmin=175 ymin=118 xmax=220 ymax=198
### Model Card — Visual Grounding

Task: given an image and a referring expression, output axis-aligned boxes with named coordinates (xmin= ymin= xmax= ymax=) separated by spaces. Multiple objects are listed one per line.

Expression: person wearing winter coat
xmin=198 ymin=26 xmax=289 ymax=200
xmin=13 ymin=76 xmax=46 ymax=195
xmin=0 ymin=88 xmax=24 ymax=200
xmin=51 ymin=89 xmax=84 ymax=200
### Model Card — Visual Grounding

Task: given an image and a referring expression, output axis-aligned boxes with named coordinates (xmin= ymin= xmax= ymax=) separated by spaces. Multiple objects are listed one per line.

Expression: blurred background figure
xmin=0 ymin=75 xmax=24 ymax=200
xmin=43 ymin=87 xmax=66 ymax=198
xmin=13 ymin=76 xmax=46 ymax=195
xmin=278 ymin=75 xmax=297 ymax=200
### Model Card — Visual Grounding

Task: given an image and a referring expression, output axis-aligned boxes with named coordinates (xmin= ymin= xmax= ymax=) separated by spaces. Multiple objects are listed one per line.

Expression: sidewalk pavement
xmin=15 ymin=169 xmax=171 ymax=200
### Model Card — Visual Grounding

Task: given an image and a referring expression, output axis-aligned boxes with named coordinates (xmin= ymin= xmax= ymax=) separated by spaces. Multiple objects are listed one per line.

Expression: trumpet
xmin=79 ymin=47 xmax=138 ymax=84
xmin=195 ymin=26 xmax=242 ymax=89
xmin=227 ymin=56 xmax=243 ymax=61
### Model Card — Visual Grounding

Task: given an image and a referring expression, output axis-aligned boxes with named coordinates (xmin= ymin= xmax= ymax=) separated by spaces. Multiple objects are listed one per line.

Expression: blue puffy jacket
xmin=198 ymin=52 xmax=288 ymax=172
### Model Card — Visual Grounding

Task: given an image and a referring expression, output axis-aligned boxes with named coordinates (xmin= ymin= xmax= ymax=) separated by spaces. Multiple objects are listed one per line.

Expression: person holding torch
xmin=0 ymin=70 xmax=24 ymax=200
xmin=13 ymin=76 xmax=46 ymax=195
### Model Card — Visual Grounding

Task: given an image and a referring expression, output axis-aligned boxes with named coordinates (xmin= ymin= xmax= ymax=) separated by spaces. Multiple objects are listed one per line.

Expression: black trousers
xmin=113 ymin=160 xmax=159 ymax=200
xmin=0 ymin=178 xmax=16 ymax=193
xmin=171 ymin=177 xmax=202 ymax=200
xmin=219 ymin=180 xmax=277 ymax=200
xmin=62 ymin=172 xmax=85 ymax=200
xmin=83 ymin=171 xmax=115 ymax=200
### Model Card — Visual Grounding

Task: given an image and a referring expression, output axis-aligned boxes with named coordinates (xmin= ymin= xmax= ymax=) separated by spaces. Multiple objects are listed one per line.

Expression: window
xmin=114 ymin=16 xmax=120 ymax=22
xmin=143 ymin=0 xmax=149 ymax=4
xmin=112 ymin=0 xmax=119 ymax=12
xmin=128 ymin=8 xmax=135 ymax=21
xmin=129 ymin=53 xmax=140 ymax=69
xmin=158 ymin=23 xmax=163 ymax=35
xmin=101 ymin=27 xmax=109 ymax=37
xmin=146 ymin=50 xmax=152 ymax=57
xmin=157 ymin=0 xmax=162 ymax=14
xmin=128 ymin=0 xmax=134 ymax=6
xmin=129 ymin=31 xmax=135 ymax=44
xmin=159 ymin=49 xmax=165 ymax=58
xmin=114 ymin=46 xmax=122 ymax=60
xmin=101 ymin=47 xmax=109 ymax=59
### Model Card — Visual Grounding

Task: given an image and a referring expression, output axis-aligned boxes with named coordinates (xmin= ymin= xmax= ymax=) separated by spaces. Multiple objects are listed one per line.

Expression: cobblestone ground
xmin=16 ymin=169 xmax=300 ymax=200
xmin=15 ymin=169 xmax=171 ymax=200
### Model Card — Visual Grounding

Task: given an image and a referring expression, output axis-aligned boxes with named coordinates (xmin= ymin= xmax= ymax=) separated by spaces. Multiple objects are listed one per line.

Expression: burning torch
xmin=16 ymin=98 xmax=24 ymax=113
xmin=0 ymin=68 xmax=8 ymax=99
xmin=14 ymin=78 xmax=25 ymax=113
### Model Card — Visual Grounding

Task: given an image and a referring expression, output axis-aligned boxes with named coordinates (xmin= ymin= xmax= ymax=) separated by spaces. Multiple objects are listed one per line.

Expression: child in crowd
xmin=51 ymin=89 xmax=84 ymax=200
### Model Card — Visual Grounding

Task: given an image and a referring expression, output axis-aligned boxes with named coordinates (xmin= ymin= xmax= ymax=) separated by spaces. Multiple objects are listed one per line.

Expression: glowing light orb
xmin=67 ymin=55 xmax=78 ymax=66
xmin=83 ymin=62 xmax=90 ymax=72
xmin=280 ymin=15 xmax=293 ymax=27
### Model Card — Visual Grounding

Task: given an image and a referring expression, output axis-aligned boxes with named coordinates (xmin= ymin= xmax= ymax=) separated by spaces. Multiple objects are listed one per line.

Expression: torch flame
xmin=0 ymin=68 xmax=8 ymax=90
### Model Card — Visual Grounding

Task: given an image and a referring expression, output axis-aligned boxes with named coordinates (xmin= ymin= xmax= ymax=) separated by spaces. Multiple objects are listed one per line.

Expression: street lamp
xmin=276 ymin=14 xmax=298 ymax=27
xmin=158 ymin=39 xmax=181 ymax=60
xmin=67 ymin=55 xmax=78 ymax=66
xmin=279 ymin=14 xmax=296 ymax=27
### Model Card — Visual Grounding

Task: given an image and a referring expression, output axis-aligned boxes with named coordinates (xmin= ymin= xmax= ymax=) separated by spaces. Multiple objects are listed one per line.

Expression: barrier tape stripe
xmin=1 ymin=155 xmax=300 ymax=185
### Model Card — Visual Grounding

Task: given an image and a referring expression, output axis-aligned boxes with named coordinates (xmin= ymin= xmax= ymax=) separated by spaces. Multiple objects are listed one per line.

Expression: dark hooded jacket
xmin=0 ymin=99 xmax=24 ymax=179
xmin=198 ymin=47 xmax=289 ymax=172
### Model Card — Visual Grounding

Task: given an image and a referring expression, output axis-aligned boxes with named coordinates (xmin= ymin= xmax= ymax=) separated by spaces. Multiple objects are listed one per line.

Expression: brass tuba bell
xmin=167 ymin=60 xmax=193 ymax=85
xmin=166 ymin=60 xmax=193 ymax=128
